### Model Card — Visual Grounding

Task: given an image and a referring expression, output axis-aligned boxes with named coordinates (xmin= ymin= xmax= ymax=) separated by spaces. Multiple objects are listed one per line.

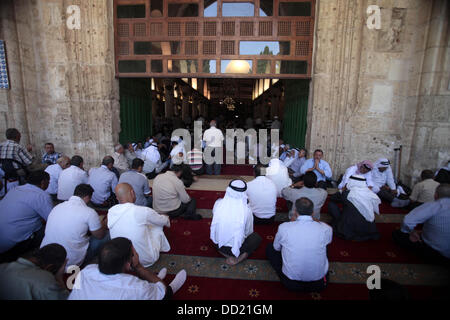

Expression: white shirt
xmin=44 ymin=164 xmax=63 ymax=195
xmin=141 ymin=145 xmax=160 ymax=164
xmin=338 ymin=165 xmax=374 ymax=190
xmin=40 ymin=196 xmax=102 ymax=268
xmin=68 ymin=264 xmax=166 ymax=300
xmin=371 ymin=166 xmax=396 ymax=193
xmin=57 ymin=165 xmax=89 ymax=201
xmin=112 ymin=152 xmax=129 ymax=173
xmin=170 ymin=143 xmax=187 ymax=163
xmin=246 ymin=176 xmax=277 ymax=219
xmin=108 ymin=203 xmax=170 ymax=267
xmin=203 ymin=126 xmax=224 ymax=148
xmin=274 ymin=216 xmax=332 ymax=281
xmin=88 ymin=165 xmax=118 ymax=205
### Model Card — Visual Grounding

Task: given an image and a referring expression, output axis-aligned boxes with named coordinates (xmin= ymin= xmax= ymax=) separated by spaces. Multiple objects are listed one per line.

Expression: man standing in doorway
xmin=203 ymin=120 xmax=224 ymax=175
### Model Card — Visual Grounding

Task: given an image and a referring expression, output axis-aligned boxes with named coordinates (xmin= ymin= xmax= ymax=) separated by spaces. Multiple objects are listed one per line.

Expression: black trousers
xmin=266 ymin=242 xmax=329 ymax=292
xmin=253 ymin=215 xmax=275 ymax=225
xmin=0 ymin=225 xmax=45 ymax=264
xmin=216 ymin=232 xmax=262 ymax=257
xmin=392 ymin=229 xmax=450 ymax=266
xmin=181 ymin=164 xmax=194 ymax=188
xmin=378 ymin=188 xmax=395 ymax=203
xmin=192 ymin=166 xmax=205 ymax=176
xmin=317 ymin=181 xmax=327 ymax=190
xmin=166 ymin=199 xmax=197 ymax=219
xmin=162 ymin=285 xmax=173 ymax=300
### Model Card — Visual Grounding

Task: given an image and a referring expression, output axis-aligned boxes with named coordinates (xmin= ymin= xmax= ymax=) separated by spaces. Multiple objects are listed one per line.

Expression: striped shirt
xmin=42 ymin=152 xmax=61 ymax=165
xmin=0 ymin=140 xmax=33 ymax=169
xmin=187 ymin=148 xmax=203 ymax=170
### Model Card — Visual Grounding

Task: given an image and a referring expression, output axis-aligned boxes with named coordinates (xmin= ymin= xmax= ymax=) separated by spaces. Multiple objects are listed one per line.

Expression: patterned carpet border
xmin=147 ymin=254 xmax=450 ymax=287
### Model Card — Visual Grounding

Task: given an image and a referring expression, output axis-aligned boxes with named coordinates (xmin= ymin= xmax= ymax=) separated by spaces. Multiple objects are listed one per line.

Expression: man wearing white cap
xmin=371 ymin=158 xmax=398 ymax=203
xmin=141 ymin=139 xmax=169 ymax=179
xmin=210 ymin=180 xmax=262 ymax=265
xmin=328 ymin=175 xmax=381 ymax=241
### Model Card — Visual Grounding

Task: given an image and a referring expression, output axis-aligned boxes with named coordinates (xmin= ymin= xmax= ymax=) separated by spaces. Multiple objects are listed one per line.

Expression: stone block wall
xmin=0 ymin=0 xmax=120 ymax=169
xmin=309 ymin=0 xmax=449 ymax=185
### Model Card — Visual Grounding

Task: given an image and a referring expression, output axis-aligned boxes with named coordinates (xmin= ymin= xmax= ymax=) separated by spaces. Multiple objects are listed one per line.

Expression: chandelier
xmin=222 ymin=96 xmax=236 ymax=111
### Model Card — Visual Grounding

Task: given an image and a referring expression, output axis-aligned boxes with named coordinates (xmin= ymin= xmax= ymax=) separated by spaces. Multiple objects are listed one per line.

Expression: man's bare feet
xmin=226 ymin=257 xmax=239 ymax=265
xmin=225 ymin=252 xmax=248 ymax=265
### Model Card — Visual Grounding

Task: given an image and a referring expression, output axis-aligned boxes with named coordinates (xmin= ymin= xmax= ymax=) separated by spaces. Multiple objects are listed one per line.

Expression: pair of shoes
xmin=184 ymin=214 xmax=202 ymax=221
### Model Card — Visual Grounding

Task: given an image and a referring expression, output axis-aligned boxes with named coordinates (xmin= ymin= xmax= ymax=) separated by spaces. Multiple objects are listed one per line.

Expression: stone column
xmin=309 ymin=0 xmax=366 ymax=177
xmin=0 ymin=0 xmax=31 ymax=144
xmin=164 ymin=79 xmax=174 ymax=118
xmin=405 ymin=0 xmax=450 ymax=183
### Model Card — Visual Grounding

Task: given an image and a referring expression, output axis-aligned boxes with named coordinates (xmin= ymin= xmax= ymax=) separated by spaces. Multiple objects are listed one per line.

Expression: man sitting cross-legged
xmin=45 ymin=156 xmax=70 ymax=201
xmin=152 ymin=165 xmax=201 ymax=220
xmin=300 ymin=149 xmax=332 ymax=190
xmin=281 ymin=171 xmax=328 ymax=220
xmin=119 ymin=158 xmax=152 ymax=207
xmin=0 ymin=244 xmax=69 ymax=300
xmin=0 ymin=170 xmax=53 ymax=263
xmin=210 ymin=180 xmax=262 ymax=265
xmin=408 ymin=169 xmax=440 ymax=211
xmin=392 ymin=183 xmax=450 ymax=265
xmin=246 ymin=164 xmax=277 ymax=225
xmin=69 ymin=237 xmax=187 ymax=300
xmin=266 ymin=197 xmax=332 ymax=292
xmin=88 ymin=156 xmax=119 ymax=208
xmin=40 ymin=184 xmax=110 ymax=269
xmin=108 ymin=183 xmax=170 ymax=267
xmin=57 ymin=155 xmax=88 ymax=201
xmin=328 ymin=175 xmax=381 ymax=241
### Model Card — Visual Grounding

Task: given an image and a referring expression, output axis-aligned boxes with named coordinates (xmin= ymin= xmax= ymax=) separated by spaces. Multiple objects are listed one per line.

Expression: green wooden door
xmin=282 ymin=79 xmax=309 ymax=149
xmin=119 ymin=78 xmax=152 ymax=144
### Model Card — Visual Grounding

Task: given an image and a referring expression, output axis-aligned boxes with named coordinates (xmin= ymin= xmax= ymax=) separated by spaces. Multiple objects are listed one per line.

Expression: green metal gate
xmin=282 ymin=79 xmax=309 ymax=149
xmin=119 ymin=78 xmax=153 ymax=144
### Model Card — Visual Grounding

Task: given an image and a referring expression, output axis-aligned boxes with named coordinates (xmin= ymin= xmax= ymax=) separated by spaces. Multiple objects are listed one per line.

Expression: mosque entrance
xmin=115 ymin=0 xmax=315 ymax=149
xmin=118 ymin=77 xmax=309 ymax=151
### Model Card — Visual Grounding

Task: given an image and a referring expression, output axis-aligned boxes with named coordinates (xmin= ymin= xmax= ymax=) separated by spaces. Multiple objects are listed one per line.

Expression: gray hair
xmin=114 ymin=144 xmax=123 ymax=152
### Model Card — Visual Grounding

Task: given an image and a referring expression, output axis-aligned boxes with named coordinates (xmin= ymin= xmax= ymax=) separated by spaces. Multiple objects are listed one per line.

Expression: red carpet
xmin=164 ymin=218 xmax=423 ymax=264
xmin=220 ymin=164 xmax=254 ymax=176
xmin=166 ymin=275 xmax=445 ymax=300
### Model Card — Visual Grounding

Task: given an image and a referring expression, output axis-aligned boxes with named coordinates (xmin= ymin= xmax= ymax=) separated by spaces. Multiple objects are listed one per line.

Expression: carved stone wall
xmin=0 ymin=0 xmax=120 ymax=169
xmin=0 ymin=0 xmax=448 ymax=182
xmin=309 ymin=0 xmax=449 ymax=185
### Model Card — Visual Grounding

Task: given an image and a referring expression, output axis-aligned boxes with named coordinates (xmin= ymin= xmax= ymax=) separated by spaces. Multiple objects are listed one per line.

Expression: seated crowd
xmin=0 ymin=126 xmax=449 ymax=300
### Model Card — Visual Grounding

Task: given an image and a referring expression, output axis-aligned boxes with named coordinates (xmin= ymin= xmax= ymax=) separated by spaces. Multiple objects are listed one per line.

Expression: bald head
xmin=57 ymin=156 xmax=70 ymax=169
xmin=114 ymin=183 xmax=136 ymax=204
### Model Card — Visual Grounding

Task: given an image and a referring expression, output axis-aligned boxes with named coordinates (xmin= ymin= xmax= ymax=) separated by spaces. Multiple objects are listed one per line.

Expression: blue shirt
xmin=401 ymin=198 xmax=450 ymax=258
xmin=42 ymin=152 xmax=61 ymax=165
xmin=300 ymin=158 xmax=333 ymax=182
xmin=0 ymin=184 xmax=54 ymax=253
